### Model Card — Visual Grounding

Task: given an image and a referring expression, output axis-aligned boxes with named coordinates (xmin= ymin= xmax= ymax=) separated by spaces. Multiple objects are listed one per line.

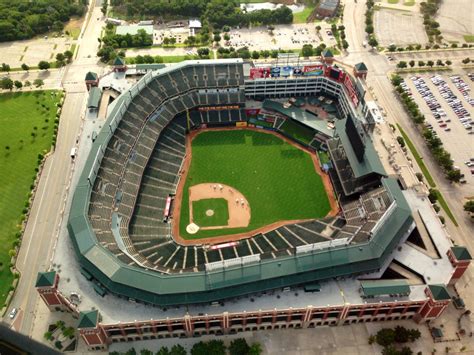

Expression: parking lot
xmin=400 ymin=72 xmax=474 ymax=191
xmin=374 ymin=8 xmax=428 ymax=46
xmin=227 ymin=23 xmax=337 ymax=51
xmin=436 ymin=0 xmax=473 ymax=43
xmin=0 ymin=36 xmax=73 ymax=68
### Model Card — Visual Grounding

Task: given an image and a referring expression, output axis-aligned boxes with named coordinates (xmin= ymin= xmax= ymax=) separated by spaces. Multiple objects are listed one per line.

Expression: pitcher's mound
xmin=186 ymin=223 xmax=200 ymax=234
xmin=206 ymin=209 xmax=215 ymax=216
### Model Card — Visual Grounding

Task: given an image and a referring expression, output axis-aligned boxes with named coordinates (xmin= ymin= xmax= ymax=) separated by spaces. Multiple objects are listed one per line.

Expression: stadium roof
xmin=428 ymin=284 xmax=451 ymax=301
xmin=87 ymin=87 xmax=102 ymax=109
xmin=322 ymin=49 xmax=334 ymax=58
xmin=334 ymin=117 xmax=386 ymax=178
xmin=262 ymin=99 xmax=334 ymax=138
xmin=136 ymin=63 xmax=166 ymax=71
xmin=116 ymin=25 xmax=153 ymax=36
xmin=355 ymin=62 xmax=368 ymax=72
xmin=113 ymin=56 xmax=126 ymax=66
xmin=318 ymin=0 xmax=339 ymax=11
xmin=85 ymin=71 xmax=98 ymax=81
xmin=35 ymin=271 xmax=56 ymax=287
xmin=67 ymin=59 xmax=414 ymax=306
xmin=360 ymin=280 xmax=410 ymax=297
xmin=77 ymin=310 xmax=99 ymax=329
xmin=451 ymin=246 xmax=472 ymax=261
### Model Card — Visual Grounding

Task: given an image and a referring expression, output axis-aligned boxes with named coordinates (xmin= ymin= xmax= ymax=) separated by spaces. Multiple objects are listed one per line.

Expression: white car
xmin=9 ymin=308 xmax=18 ymax=319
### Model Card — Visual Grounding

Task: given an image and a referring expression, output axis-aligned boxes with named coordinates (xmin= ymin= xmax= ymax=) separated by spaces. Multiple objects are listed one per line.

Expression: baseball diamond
xmin=177 ymin=129 xmax=331 ymax=240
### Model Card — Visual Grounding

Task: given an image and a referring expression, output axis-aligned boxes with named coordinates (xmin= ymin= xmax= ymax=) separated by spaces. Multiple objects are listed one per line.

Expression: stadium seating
xmin=87 ymin=61 xmax=390 ymax=274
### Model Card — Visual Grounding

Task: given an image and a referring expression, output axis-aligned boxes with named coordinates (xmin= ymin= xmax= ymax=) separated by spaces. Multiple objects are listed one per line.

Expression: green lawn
xmin=293 ymin=5 xmax=316 ymax=24
xmin=387 ymin=0 xmax=399 ymax=4
xmin=192 ymin=198 xmax=229 ymax=227
xmin=318 ymin=150 xmax=330 ymax=165
xmin=179 ymin=130 xmax=330 ymax=239
xmin=0 ymin=90 xmax=63 ymax=308
xmin=397 ymin=124 xmax=436 ymax=187
xmin=279 ymin=119 xmax=315 ymax=144
xmin=463 ymin=35 xmax=474 ymax=43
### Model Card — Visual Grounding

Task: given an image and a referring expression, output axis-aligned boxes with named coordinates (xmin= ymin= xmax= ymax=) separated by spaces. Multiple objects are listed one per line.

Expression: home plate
xmin=186 ymin=223 xmax=200 ymax=234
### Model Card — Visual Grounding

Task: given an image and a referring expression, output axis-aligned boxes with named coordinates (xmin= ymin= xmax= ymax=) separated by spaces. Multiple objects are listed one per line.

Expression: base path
xmin=189 ymin=183 xmax=251 ymax=230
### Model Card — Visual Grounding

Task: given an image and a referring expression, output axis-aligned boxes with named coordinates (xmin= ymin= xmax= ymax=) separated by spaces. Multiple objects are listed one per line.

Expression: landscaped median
xmin=396 ymin=124 xmax=458 ymax=227
xmin=0 ymin=90 xmax=64 ymax=312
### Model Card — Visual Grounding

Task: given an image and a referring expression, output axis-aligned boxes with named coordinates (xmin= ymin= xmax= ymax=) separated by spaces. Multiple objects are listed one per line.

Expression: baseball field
xmin=178 ymin=129 xmax=332 ymax=240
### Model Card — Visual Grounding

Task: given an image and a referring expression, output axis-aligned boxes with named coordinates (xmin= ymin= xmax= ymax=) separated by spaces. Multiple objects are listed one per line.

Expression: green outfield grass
xmin=192 ymin=198 xmax=229 ymax=227
xmin=0 ymin=90 xmax=63 ymax=308
xmin=179 ymin=130 xmax=330 ymax=239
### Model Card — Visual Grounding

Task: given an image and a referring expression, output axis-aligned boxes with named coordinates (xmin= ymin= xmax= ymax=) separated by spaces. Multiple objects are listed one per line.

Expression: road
xmin=343 ymin=0 xmax=474 ymax=301
xmin=3 ymin=0 xmax=107 ymax=335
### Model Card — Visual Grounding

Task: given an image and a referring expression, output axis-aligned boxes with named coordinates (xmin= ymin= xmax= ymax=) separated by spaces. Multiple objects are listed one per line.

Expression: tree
xmin=408 ymin=328 xmax=421 ymax=342
xmin=21 ymin=63 xmax=30 ymax=71
xmin=223 ymin=34 xmax=230 ymax=41
xmin=38 ymin=61 xmax=50 ymax=70
xmin=400 ymin=347 xmax=414 ymax=355
xmin=229 ymin=338 xmax=250 ymax=355
xmin=101 ymin=0 xmax=108 ymax=15
xmin=24 ymin=80 xmax=31 ymax=87
xmin=14 ymin=80 xmax=22 ymax=89
xmin=156 ymin=347 xmax=170 ymax=355
xmin=464 ymin=200 xmax=474 ymax=213
xmin=391 ymin=74 xmax=403 ymax=86
xmin=139 ymin=350 xmax=153 ymax=355
xmin=462 ymin=57 xmax=471 ymax=64
xmin=427 ymin=60 xmax=434 ymax=67
xmin=1 ymin=63 xmax=10 ymax=72
xmin=248 ymin=343 xmax=262 ymax=355
xmin=0 ymin=77 xmax=13 ymax=90
xmin=169 ymin=344 xmax=186 ymax=355
xmin=388 ymin=44 xmax=397 ymax=52
xmin=445 ymin=60 xmax=452 ymax=66
xmin=302 ymin=44 xmax=313 ymax=57
xmin=416 ymin=172 xmax=423 ymax=182
xmin=396 ymin=136 xmax=405 ymax=147
xmin=43 ymin=331 xmax=53 ymax=340
xmin=64 ymin=50 xmax=73 ymax=63
xmin=418 ymin=60 xmax=425 ymax=67
xmin=394 ymin=326 xmax=410 ymax=343
xmin=376 ymin=328 xmax=396 ymax=347
xmin=213 ymin=34 xmax=221 ymax=43
xmin=447 ymin=169 xmax=461 ymax=183
xmin=382 ymin=345 xmax=399 ymax=355
xmin=316 ymin=25 xmax=322 ymax=32
xmin=125 ymin=348 xmax=137 ymax=355
xmin=409 ymin=60 xmax=415 ymax=67
xmin=33 ymin=78 xmax=44 ymax=88
xmin=56 ymin=53 xmax=66 ymax=67
xmin=191 ymin=340 xmax=225 ymax=355
xmin=342 ymin=40 xmax=349 ymax=49
xmin=62 ymin=327 xmax=75 ymax=338
xmin=251 ymin=50 xmax=260 ymax=59
xmin=368 ymin=37 xmax=378 ymax=47
xmin=397 ymin=61 xmax=407 ymax=69
xmin=428 ymin=188 xmax=439 ymax=203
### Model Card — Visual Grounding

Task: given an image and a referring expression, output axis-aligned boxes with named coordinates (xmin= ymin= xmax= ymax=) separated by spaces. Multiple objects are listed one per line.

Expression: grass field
xmin=192 ymin=198 xmax=229 ymax=227
xmin=0 ymin=91 xmax=62 ymax=308
xmin=464 ymin=35 xmax=474 ymax=43
xmin=179 ymin=130 xmax=330 ymax=239
xmin=293 ymin=5 xmax=316 ymax=24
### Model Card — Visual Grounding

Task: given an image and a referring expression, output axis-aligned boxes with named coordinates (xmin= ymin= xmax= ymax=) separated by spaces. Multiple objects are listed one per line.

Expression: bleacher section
xmin=85 ymin=59 xmax=395 ymax=276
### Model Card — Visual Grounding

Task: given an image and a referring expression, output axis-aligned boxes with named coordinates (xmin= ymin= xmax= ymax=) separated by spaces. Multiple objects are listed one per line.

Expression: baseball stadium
xmin=67 ymin=58 xmax=414 ymax=306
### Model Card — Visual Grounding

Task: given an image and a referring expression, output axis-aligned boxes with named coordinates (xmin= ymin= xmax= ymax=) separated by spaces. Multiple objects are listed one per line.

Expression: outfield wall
xmin=68 ymin=59 xmax=414 ymax=306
